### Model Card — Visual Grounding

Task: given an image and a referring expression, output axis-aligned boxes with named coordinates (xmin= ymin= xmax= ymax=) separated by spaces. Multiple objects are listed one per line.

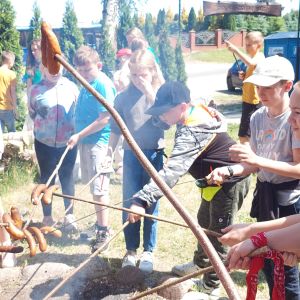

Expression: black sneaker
xmin=90 ymin=229 xmax=111 ymax=253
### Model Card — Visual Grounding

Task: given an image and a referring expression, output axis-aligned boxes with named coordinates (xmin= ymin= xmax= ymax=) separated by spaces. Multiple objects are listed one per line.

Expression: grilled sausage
xmin=28 ymin=226 xmax=47 ymax=252
xmin=42 ymin=185 xmax=59 ymax=205
xmin=23 ymin=228 xmax=37 ymax=257
xmin=2 ymin=213 xmax=25 ymax=240
xmin=40 ymin=226 xmax=62 ymax=238
xmin=10 ymin=206 xmax=23 ymax=229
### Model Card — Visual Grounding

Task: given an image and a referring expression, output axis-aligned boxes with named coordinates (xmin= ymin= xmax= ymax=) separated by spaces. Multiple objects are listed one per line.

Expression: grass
xmin=184 ymin=48 xmax=243 ymax=64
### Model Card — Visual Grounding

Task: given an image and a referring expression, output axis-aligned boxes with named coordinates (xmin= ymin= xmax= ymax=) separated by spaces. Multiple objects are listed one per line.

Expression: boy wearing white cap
xmin=208 ymin=55 xmax=300 ymax=299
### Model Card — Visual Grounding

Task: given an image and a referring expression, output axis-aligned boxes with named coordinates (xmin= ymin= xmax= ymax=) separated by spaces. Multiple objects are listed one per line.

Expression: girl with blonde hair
xmin=107 ymin=49 xmax=165 ymax=274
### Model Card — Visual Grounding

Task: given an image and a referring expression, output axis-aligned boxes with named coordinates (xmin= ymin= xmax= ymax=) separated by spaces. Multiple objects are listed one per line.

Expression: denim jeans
xmin=34 ymin=139 xmax=77 ymax=216
xmin=0 ymin=110 xmax=15 ymax=132
xmin=122 ymin=149 xmax=163 ymax=252
xmin=260 ymin=199 xmax=300 ymax=300
xmin=194 ymin=176 xmax=251 ymax=288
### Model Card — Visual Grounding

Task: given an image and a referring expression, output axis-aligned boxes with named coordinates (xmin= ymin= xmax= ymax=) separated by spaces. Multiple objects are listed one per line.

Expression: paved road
xmin=185 ymin=61 xmax=232 ymax=101
xmin=185 ymin=61 xmax=241 ymax=123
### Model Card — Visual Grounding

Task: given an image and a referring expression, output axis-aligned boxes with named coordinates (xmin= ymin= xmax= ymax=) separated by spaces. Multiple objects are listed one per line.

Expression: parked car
xmin=226 ymin=59 xmax=247 ymax=91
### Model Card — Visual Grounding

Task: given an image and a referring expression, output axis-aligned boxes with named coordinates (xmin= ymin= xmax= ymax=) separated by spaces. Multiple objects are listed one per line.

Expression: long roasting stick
xmin=52 ymin=191 xmax=222 ymax=238
xmin=42 ymin=22 xmax=240 ymax=299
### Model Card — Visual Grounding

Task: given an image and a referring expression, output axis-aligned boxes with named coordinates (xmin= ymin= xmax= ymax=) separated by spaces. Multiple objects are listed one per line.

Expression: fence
xmin=169 ymin=29 xmax=247 ymax=53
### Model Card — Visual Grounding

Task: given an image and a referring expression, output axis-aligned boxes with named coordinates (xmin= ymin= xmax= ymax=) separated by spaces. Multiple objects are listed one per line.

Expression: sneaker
xmin=191 ymin=279 xmax=225 ymax=300
xmin=122 ymin=250 xmax=137 ymax=268
xmin=64 ymin=214 xmax=78 ymax=232
xmin=139 ymin=251 xmax=153 ymax=274
xmin=172 ymin=261 xmax=201 ymax=277
xmin=42 ymin=216 xmax=55 ymax=227
xmin=90 ymin=229 xmax=111 ymax=253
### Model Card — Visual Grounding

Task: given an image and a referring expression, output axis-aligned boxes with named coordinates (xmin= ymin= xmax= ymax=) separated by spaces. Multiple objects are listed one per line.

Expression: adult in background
xmin=0 ymin=51 xmax=17 ymax=133
xmin=24 ymin=39 xmax=42 ymax=96
xmin=29 ymin=63 xmax=78 ymax=231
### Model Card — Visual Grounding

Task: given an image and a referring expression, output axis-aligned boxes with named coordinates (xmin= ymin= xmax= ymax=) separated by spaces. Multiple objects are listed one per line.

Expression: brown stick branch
xmin=52 ymin=191 xmax=222 ymax=238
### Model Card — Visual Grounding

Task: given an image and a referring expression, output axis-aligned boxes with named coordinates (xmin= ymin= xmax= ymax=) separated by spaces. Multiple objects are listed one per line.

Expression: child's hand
xmin=225 ymin=40 xmax=238 ymax=53
xmin=238 ymin=71 xmax=245 ymax=80
xmin=219 ymin=223 xmax=251 ymax=246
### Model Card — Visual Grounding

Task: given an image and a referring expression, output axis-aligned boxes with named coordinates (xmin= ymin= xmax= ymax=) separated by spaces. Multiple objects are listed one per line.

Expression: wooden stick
xmin=0 ymin=222 xmax=9 ymax=227
xmin=52 ymin=191 xmax=222 ymax=238
xmin=43 ymin=221 xmax=130 ymax=300
xmin=129 ymin=246 xmax=270 ymax=300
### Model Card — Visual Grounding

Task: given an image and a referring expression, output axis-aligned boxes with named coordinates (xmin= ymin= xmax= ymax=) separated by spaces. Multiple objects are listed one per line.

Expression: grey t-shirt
xmin=250 ymin=106 xmax=300 ymax=205
xmin=111 ymin=84 xmax=164 ymax=150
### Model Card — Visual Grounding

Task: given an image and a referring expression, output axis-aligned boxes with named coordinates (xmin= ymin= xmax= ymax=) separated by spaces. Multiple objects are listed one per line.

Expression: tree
xmin=283 ymin=10 xmax=298 ymax=31
xmin=60 ymin=0 xmax=84 ymax=74
xmin=27 ymin=1 xmax=41 ymax=43
xmin=117 ymin=1 xmax=134 ymax=48
xmin=144 ymin=13 xmax=158 ymax=53
xmin=181 ymin=7 xmax=189 ymax=27
xmin=101 ymin=0 xmax=119 ymax=50
xmin=158 ymin=28 xmax=177 ymax=81
xmin=166 ymin=8 xmax=174 ymax=23
xmin=223 ymin=14 xmax=237 ymax=31
xmin=175 ymin=38 xmax=187 ymax=84
xmin=187 ymin=7 xmax=197 ymax=31
xmin=155 ymin=9 xmax=166 ymax=35
xmin=98 ymin=25 xmax=115 ymax=78
xmin=0 ymin=0 xmax=24 ymax=130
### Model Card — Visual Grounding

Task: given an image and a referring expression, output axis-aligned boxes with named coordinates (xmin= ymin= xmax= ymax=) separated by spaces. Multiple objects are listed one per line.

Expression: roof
xmin=265 ymin=31 xmax=300 ymax=40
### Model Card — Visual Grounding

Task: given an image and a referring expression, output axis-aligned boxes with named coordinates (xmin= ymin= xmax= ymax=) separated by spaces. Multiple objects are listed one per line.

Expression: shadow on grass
xmin=231 ymin=270 xmax=266 ymax=287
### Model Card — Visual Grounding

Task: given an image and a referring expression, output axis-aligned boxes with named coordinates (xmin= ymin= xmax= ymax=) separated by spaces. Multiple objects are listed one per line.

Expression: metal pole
xmin=296 ymin=0 xmax=300 ymax=82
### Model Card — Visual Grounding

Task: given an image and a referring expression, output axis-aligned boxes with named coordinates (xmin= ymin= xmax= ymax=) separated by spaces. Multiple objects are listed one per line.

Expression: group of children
xmin=1 ymin=27 xmax=300 ymax=299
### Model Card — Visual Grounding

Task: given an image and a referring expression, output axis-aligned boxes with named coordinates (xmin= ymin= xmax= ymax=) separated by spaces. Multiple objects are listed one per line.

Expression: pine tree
xmin=155 ymin=9 xmax=166 ymax=36
xmin=60 ymin=0 xmax=84 ymax=70
xmin=158 ymin=28 xmax=177 ymax=81
xmin=27 ymin=1 xmax=41 ymax=43
xmin=175 ymin=38 xmax=187 ymax=84
xmin=187 ymin=7 xmax=197 ymax=31
xmin=0 ymin=0 xmax=24 ymax=130
xmin=98 ymin=25 xmax=115 ymax=79
xmin=117 ymin=1 xmax=134 ymax=49
xmin=144 ymin=13 xmax=158 ymax=53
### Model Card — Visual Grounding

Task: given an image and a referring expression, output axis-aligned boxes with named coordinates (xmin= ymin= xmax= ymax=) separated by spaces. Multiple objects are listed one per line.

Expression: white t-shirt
xmin=250 ymin=106 xmax=300 ymax=205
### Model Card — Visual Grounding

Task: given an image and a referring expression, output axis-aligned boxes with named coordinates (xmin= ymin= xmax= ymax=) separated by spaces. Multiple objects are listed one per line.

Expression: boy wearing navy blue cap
xmin=127 ymin=81 xmax=250 ymax=297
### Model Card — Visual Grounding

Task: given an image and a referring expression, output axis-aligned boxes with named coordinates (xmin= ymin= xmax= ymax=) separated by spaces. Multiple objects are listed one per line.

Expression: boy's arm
xmin=68 ymin=111 xmax=110 ymax=148
xmin=10 ymin=77 xmax=17 ymax=110
xmin=132 ymin=131 xmax=214 ymax=208
xmin=225 ymin=40 xmax=257 ymax=67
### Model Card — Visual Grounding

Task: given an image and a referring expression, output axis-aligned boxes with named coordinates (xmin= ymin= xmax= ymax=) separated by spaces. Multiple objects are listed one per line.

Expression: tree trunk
xmin=102 ymin=0 xmax=119 ymax=50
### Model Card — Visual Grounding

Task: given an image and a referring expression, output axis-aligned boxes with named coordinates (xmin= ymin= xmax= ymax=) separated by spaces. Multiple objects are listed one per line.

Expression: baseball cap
xmin=244 ymin=55 xmax=295 ymax=87
xmin=116 ymin=48 xmax=132 ymax=58
xmin=146 ymin=81 xmax=191 ymax=116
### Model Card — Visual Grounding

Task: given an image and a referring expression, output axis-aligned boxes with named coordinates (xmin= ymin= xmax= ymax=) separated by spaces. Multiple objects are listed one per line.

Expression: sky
xmin=11 ymin=0 xmax=299 ymax=28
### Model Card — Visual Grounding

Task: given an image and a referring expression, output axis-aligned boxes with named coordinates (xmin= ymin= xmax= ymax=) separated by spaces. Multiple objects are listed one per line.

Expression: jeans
xmin=122 ymin=149 xmax=163 ymax=252
xmin=260 ymin=199 xmax=300 ymax=300
xmin=0 ymin=110 xmax=15 ymax=132
xmin=34 ymin=139 xmax=77 ymax=216
xmin=194 ymin=176 xmax=251 ymax=288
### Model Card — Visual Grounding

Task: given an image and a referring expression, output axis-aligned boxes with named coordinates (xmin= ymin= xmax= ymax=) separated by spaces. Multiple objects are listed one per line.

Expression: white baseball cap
xmin=244 ymin=55 xmax=295 ymax=87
